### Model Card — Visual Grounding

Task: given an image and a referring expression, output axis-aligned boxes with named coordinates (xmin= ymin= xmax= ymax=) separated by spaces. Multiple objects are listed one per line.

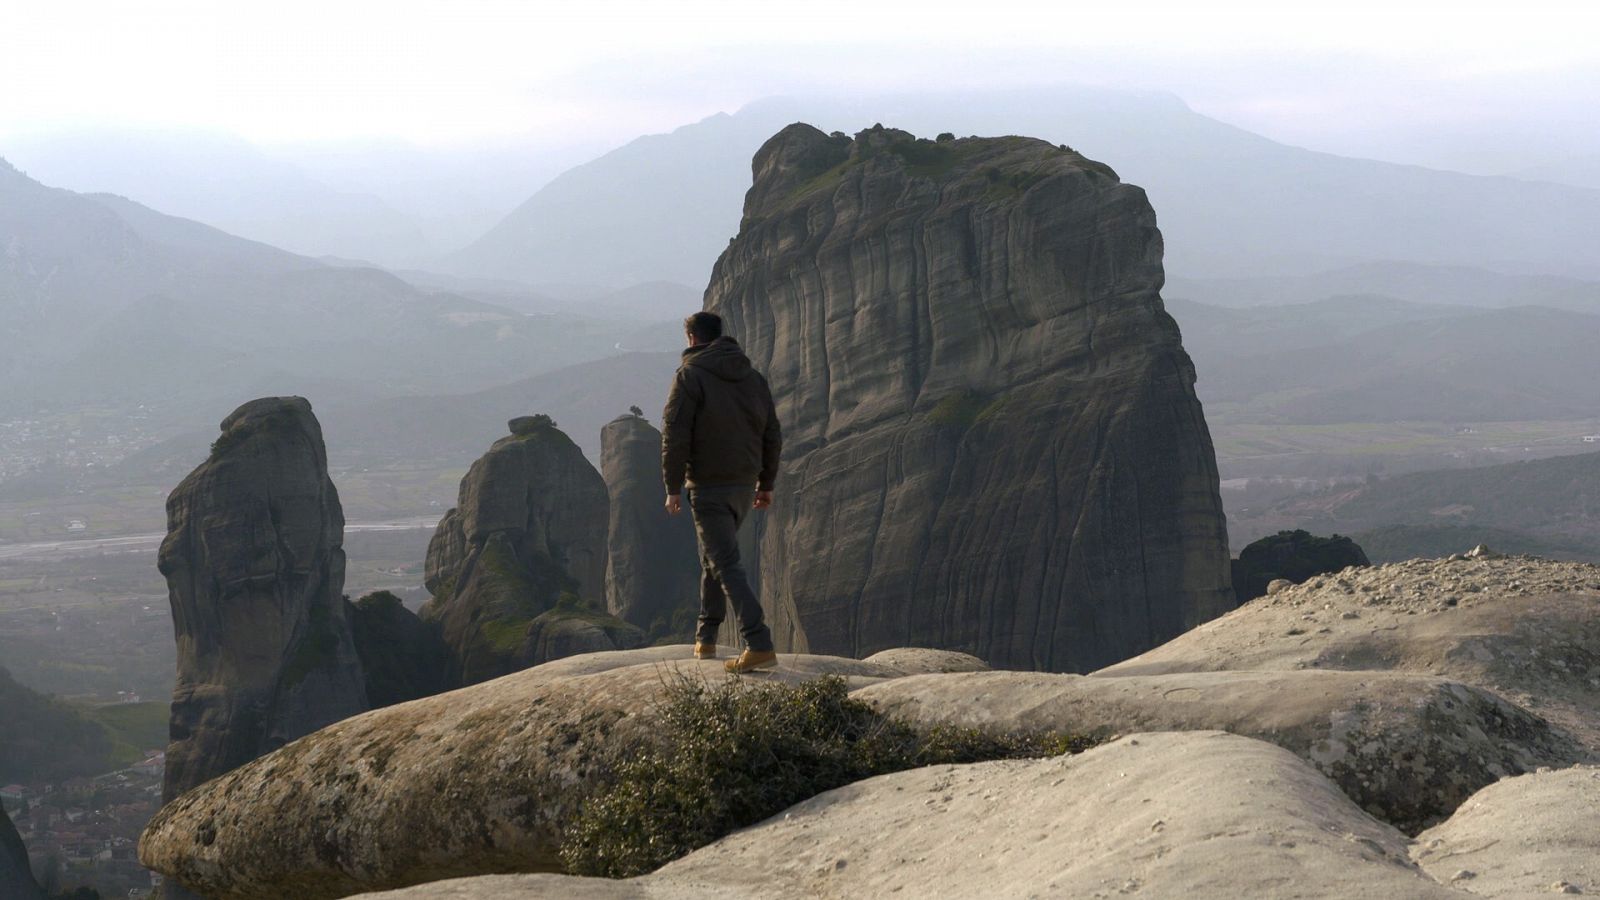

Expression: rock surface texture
xmin=519 ymin=608 xmax=646 ymax=665
xmin=156 ymin=396 xmax=367 ymax=803
xmin=1413 ymin=766 xmax=1600 ymax=897
xmin=138 ymin=646 xmax=976 ymax=899
xmin=353 ymin=733 xmax=1469 ymax=900
xmin=600 ymin=414 xmax=700 ymax=639
xmin=1232 ymin=528 xmax=1371 ymax=605
xmin=858 ymin=668 xmax=1578 ymax=832
xmin=1 ymin=803 xmax=43 ymax=900
xmin=1099 ymin=556 xmax=1600 ymax=753
xmin=348 ymin=591 xmax=454 ymax=709
xmin=423 ymin=417 xmax=609 ymax=684
xmin=704 ymin=124 xmax=1233 ymax=671
xmin=143 ymin=556 xmax=1600 ymax=899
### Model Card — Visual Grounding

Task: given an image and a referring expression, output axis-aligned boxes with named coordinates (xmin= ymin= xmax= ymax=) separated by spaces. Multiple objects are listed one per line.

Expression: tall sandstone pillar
xmin=422 ymin=415 xmax=614 ymax=684
xmin=601 ymin=413 xmax=701 ymax=639
xmin=157 ymin=397 xmax=367 ymax=804
xmin=704 ymin=124 xmax=1234 ymax=672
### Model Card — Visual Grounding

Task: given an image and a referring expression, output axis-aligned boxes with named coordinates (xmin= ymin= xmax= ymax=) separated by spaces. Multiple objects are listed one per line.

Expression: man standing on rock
xmin=663 ymin=311 xmax=781 ymax=673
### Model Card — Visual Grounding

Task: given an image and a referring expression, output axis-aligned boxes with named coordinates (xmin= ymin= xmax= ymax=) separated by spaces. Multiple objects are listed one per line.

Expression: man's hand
xmin=753 ymin=490 xmax=773 ymax=510
xmin=665 ymin=493 xmax=682 ymax=516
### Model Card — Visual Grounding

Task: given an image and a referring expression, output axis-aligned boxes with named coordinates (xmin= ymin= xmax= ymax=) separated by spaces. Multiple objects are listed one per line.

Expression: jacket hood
xmin=684 ymin=335 xmax=754 ymax=381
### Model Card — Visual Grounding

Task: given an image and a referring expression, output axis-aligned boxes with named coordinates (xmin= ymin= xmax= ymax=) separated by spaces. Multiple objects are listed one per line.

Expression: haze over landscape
xmin=3 ymin=2 xmax=1599 ymax=898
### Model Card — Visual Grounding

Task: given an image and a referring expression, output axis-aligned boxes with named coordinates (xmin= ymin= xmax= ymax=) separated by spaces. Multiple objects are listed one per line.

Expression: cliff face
xmin=157 ymin=396 xmax=367 ymax=802
xmin=601 ymin=414 xmax=700 ymax=638
xmin=348 ymin=591 xmax=454 ymax=709
xmin=423 ymin=416 xmax=609 ymax=684
xmin=1 ymin=803 xmax=43 ymax=900
xmin=704 ymin=124 xmax=1233 ymax=671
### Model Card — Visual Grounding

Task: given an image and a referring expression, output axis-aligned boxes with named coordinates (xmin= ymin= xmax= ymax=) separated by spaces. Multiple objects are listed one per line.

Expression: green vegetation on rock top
xmin=561 ymin=674 xmax=1096 ymax=878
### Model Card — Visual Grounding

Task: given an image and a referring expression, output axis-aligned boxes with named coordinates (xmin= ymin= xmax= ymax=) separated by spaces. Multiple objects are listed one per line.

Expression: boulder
xmin=348 ymin=591 xmax=454 ymax=709
xmin=138 ymin=647 xmax=953 ymax=899
xmin=423 ymin=417 xmax=609 ymax=684
xmin=1096 ymin=556 xmax=1600 ymax=753
xmin=519 ymin=608 xmax=646 ymax=666
xmin=1 ymin=803 xmax=43 ymax=900
xmin=704 ymin=123 xmax=1233 ymax=672
xmin=1414 ymin=766 xmax=1600 ymax=897
xmin=351 ymin=732 xmax=1469 ymax=899
xmin=156 ymin=396 xmax=367 ymax=803
xmin=1232 ymin=529 xmax=1370 ymax=605
xmin=855 ymin=668 xmax=1580 ymax=832
xmin=600 ymin=414 xmax=700 ymax=639
xmin=858 ymin=648 xmax=988 ymax=674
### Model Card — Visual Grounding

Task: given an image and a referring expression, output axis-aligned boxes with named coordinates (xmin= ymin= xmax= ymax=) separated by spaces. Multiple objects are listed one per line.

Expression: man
xmin=662 ymin=311 xmax=781 ymax=673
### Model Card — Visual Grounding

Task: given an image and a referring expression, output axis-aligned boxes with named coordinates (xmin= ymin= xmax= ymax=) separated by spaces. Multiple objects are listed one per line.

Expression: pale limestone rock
xmin=138 ymin=646 xmax=968 ymax=899
xmin=856 ymin=668 xmax=1579 ymax=832
xmin=157 ymin=396 xmax=367 ymax=804
xmin=1414 ymin=766 xmax=1600 ymax=898
xmin=351 ymin=732 xmax=1470 ymax=900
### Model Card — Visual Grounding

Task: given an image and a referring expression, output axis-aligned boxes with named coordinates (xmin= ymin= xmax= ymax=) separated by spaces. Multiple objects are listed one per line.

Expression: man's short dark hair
xmin=684 ymin=311 xmax=723 ymax=343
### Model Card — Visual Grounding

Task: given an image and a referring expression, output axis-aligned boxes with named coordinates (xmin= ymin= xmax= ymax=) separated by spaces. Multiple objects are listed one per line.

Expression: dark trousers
xmin=689 ymin=485 xmax=773 ymax=652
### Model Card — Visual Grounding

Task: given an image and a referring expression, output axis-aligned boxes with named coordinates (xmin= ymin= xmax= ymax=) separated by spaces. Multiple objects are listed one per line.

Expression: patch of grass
xmin=78 ymin=701 xmax=169 ymax=765
xmin=927 ymin=390 xmax=1004 ymax=429
xmin=480 ymin=616 xmax=535 ymax=654
xmin=561 ymin=675 xmax=1096 ymax=878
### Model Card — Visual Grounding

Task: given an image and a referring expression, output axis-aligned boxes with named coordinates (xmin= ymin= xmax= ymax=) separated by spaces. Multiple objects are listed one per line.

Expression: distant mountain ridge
xmin=445 ymin=86 xmax=1600 ymax=288
xmin=0 ymin=158 xmax=641 ymax=427
xmin=1168 ymin=296 xmax=1600 ymax=423
xmin=1277 ymin=450 xmax=1600 ymax=543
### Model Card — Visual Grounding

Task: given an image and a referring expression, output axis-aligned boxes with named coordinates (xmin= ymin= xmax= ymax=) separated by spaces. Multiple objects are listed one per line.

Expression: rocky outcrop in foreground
xmin=601 ymin=414 xmax=699 ymax=639
xmin=1099 ymin=554 xmax=1600 ymax=752
xmin=1 ymin=803 xmax=43 ymax=900
xmin=139 ymin=646 xmax=985 ymax=899
xmin=860 ymin=668 xmax=1575 ymax=833
xmin=1413 ymin=765 xmax=1600 ymax=897
xmin=157 ymin=396 xmax=368 ymax=803
xmin=356 ymin=733 xmax=1471 ymax=900
xmin=143 ymin=556 xmax=1600 ymax=899
xmin=423 ymin=416 xmax=610 ymax=684
xmin=704 ymin=124 xmax=1233 ymax=671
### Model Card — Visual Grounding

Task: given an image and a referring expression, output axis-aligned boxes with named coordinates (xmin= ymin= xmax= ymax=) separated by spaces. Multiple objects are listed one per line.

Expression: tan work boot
xmin=723 ymin=649 xmax=778 ymax=673
xmin=693 ymin=642 xmax=718 ymax=660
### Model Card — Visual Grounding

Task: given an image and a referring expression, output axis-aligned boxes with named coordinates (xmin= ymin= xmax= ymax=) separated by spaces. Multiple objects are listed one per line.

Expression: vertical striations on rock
xmin=157 ymin=396 xmax=367 ymax=804
xmin=704 ymin=124 xmax=1234 ymax=672
xmin=1 ymin=802 xmax=44 ymax=900
xmin=601 ymin=412 xmax=701 ymax=639
xmin=422 ymin=415 xmax=610 ymax=683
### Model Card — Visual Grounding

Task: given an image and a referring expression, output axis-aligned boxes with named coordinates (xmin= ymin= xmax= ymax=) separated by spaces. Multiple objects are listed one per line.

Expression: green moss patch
xmin=926 ymin=390 xmax=1005 ymax=429
xmin=561 ymin=675 xmax=1096 ymax=878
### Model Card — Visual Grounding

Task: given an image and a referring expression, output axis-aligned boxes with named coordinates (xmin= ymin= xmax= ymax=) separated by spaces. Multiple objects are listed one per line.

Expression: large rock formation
xmin=354 ymin=733 xmax=1471 ymax=900
xmin=858 ymin=668 xmax=1578 ymax=832
xmin=1098 ymin=555 xmax=1600 ymax=752
xmin=422 ymin=416 xmax=609 ymax=684
xmin=348 ymin=591 xmax=454 ymax=709
xmin=138 ymin=646 xmax=984 ymax=899
xmin=704 ymin=124 xmax=1233 ymax=671
xmin=157 ymin=396 xmax=368 ymax=803
xmin=600 ymin=413 xmax=699 ymax=639
xmin=143 ymin=556 xmax=1600 ymax=899
xmin=1231 ymin=528 xmax=1371 ymax=605
xmin=1 ymin=803 xmax=44 ymax=900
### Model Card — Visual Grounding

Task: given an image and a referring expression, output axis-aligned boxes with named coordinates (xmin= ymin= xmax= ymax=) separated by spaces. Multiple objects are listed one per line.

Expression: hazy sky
xmin=4 ymin=0 xmax=1597 ymax=173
